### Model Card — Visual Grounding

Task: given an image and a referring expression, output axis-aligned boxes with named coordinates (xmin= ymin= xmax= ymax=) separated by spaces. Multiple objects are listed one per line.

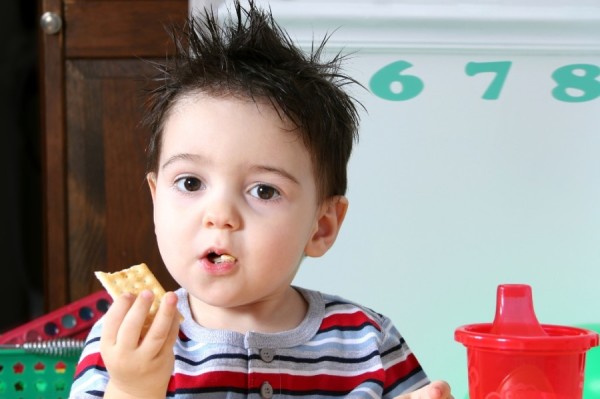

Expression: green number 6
xmin=369 ymin=60 xmax=424 ymax=101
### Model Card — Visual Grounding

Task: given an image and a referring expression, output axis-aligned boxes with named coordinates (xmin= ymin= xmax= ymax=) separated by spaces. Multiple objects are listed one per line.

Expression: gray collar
xmin=175 ymin=286 xmax=325 ymax=349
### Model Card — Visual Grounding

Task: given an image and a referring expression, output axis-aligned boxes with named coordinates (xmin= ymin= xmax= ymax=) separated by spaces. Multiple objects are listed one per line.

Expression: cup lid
xmin=455 ymin=284 xmax=599 ymax=352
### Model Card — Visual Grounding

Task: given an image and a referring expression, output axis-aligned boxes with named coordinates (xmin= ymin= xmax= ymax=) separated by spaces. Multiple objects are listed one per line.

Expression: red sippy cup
xmin=455 ymin=284 xmax=599 ymax=399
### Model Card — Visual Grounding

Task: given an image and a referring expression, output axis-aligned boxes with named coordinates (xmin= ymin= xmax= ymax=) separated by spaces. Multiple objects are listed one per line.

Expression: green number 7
xmin=465 ymin=61 xmax=512 ymax=100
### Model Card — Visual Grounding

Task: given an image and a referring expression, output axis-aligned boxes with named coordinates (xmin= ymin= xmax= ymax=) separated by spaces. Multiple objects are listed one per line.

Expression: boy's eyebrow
xmin=249 ymin=165 xmax=300 ymax=185
xmin=160 ymin=153 xmax=300 ymax=185
xmin=160 ymin=153 xmax=203 ymax=170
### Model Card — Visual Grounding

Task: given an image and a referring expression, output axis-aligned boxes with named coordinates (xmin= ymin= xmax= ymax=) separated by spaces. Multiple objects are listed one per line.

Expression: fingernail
xmin=163 ymin=292 xmax=178 ymax=305
xmin=140 ymin=290 xmax=154 ymax=299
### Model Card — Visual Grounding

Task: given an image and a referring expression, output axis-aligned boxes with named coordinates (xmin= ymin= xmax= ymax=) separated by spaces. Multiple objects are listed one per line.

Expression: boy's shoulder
xmin=299 ymin=287 xmax=392 ymax=333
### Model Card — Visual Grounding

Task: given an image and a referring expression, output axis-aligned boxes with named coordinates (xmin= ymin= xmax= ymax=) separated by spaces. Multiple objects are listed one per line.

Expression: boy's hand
xmin=100 ymin=290 xmax=181 ymax=399
xmin=394 ymin=381 xmax=454 ymax=399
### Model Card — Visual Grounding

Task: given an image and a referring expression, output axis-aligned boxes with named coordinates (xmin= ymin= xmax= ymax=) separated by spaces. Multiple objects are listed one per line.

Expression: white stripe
xmin=323 ymin=307 xmax=380 ymax=326
xmin=253 ymin=363 xmax=382 ymax=377
xmin=174 ymin=362 xmax=383 ymax=378
xmin=304 ymin=331 xmax=379 ymax=346
xmin=383 ymin=321 xmax=397 ymax=338
xmin=73 ymin=373 xmax=107 ymax=394
xmin=351 ymin=387 xmax=381 ymax=399
xmin=176 ymin=340 xmax=209 ymax=352
xmin=173 ymin=364 xmax=248 ymax=375
xmin=383 ymin=346 xmax=412 ymax=369
xmin=79 ymin=343 xmax=99 ymax=359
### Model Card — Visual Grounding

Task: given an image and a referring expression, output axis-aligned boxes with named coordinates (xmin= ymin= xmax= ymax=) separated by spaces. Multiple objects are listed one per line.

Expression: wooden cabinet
xmin=39 ymin=0 xmax=187 ymax=310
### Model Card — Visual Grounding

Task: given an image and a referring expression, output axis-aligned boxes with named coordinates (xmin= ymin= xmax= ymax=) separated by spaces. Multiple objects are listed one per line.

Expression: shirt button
xmin=259 ymin=348 xmax=275 ymax=363
xmin=260 ymin=381 xmax=274 ymax=398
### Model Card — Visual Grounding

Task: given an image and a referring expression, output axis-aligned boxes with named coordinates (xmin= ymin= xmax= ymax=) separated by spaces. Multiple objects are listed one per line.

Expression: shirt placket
xmin=249 ymin=346 xmax=278 ymax=398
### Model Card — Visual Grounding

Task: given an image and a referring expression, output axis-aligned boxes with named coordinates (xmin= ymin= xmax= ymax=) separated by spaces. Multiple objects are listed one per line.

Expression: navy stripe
xmin=73 ymin=364 xmax=107 ymax=381
xmin=169 ymin=386 xmax=248 ymax=395
xmin=380 ymin=340 xmax=407 ymax=358
xmin=273 ymin=349 xmax=380 ymax=365
xmin=318 ymin=320 xmax=381 ymax=334
xmin=176 ymin=352 xmax=249 ymax=366
xmin=383 ymin=365 xmax=426 ymax=395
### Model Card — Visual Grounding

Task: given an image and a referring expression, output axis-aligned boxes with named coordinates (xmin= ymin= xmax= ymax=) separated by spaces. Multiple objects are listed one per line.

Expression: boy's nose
xmin=202 ymin=196 xmax=241 ymax=230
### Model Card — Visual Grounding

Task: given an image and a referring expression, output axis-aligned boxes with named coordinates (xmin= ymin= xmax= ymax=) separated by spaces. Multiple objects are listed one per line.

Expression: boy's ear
xmin=147 ymin=173 xmax=157 ymax=202
xmin=304 ymin=196 xmax=348 ymax=258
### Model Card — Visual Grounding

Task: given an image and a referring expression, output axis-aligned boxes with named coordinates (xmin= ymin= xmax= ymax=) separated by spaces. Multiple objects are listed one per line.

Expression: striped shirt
xmin=70 ymin=287 xmax=429 ymax=398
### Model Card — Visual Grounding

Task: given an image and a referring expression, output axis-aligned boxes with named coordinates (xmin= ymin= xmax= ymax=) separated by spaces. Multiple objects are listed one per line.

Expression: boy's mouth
xmin=207 ymin=252 xmax=237 ymax=265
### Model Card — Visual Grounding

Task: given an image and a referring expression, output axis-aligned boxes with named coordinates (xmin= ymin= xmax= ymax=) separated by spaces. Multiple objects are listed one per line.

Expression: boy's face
xmin=148 ymin=94 xmax=345 ymax=316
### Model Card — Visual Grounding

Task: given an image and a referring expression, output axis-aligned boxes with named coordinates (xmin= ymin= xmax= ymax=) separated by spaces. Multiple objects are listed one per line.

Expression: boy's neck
xmin=187 ymin=286 xmax=308 ymax=334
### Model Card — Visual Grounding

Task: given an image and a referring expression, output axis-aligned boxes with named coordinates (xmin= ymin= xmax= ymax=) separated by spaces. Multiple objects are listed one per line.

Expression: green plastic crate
xmin=0 ymin=348 xmax=80 ymax=399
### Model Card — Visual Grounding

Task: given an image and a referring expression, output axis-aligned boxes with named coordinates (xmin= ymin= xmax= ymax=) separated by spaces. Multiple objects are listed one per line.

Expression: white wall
xmin=202 ymin=0 xmax=600 ymax=396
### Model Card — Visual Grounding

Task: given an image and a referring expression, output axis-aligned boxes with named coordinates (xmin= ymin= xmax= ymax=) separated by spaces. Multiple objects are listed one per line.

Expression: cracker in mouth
xmin=207 ymin=253 xmax=236 ymax=264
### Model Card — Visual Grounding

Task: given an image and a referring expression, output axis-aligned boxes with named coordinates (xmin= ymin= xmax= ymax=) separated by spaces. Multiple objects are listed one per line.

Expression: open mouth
xmin=207 ymin=252 xmax=237 ymax=265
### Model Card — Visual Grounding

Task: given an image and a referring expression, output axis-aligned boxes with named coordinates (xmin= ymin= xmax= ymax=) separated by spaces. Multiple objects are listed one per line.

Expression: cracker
xmin=95 ymin=263 xmax=167 ymax=333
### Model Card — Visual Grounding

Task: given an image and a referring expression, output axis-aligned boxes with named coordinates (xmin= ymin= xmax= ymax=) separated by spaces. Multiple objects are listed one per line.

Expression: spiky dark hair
xmin=143 ymin=0 xmax=361 ymax=201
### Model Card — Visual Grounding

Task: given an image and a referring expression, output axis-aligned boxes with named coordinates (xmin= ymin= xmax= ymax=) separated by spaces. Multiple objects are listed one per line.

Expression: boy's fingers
xmin=141 ymin=292 xmax=180 ymax=355
xmin=428 ymin=381 xmax=452 ymax=399
xmin=164 ymin=294 xmax=183 ymax=352
xmin=116 ymin=290 xmax=154 ymax=347
xmin=393 ymin=381 xmax=452 ymax=399
xmin=101 ymin=292 xmax=136 ymax=345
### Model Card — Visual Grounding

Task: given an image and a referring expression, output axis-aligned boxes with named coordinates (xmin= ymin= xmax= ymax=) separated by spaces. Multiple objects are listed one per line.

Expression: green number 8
xmin=369 ymin=60 xmax=424 ymax=101
xmin=551 ymin=64 xmax=600 ymax=103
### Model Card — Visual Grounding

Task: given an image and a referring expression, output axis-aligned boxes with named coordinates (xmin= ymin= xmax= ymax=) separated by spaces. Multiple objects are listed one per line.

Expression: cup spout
xmin=490 ymin=284 xmax=547 ymax=337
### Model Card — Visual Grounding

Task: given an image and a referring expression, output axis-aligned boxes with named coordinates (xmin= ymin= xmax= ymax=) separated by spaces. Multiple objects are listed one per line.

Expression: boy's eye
xmin=250 ymin=184 xmax=280 ymax=200
xmin=175 ymin=177 xmax=203 ymax=192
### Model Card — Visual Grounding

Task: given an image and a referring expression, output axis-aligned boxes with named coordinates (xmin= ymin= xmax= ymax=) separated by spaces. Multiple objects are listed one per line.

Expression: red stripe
xmin=384 ymin=353 xmax=421 ymax=389
xmin=320 ymin=310 xmax=381 ymax=332
xmin=74 ymin=352 xmax=105 ymax=377
xmin=170 ymin=370 xmax=248 ymax=390
xmin=170 ymin=369 xmax=386 ymax=392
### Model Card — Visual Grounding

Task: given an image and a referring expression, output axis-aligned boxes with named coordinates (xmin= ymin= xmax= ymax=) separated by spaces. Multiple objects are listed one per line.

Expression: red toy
xmin=0 ymin=290 xmax=112 ymax=345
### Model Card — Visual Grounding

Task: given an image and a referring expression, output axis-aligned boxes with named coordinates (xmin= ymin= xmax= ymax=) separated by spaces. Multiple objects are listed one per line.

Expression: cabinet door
xmin=40 ymin=0 xmax=187 ymax=310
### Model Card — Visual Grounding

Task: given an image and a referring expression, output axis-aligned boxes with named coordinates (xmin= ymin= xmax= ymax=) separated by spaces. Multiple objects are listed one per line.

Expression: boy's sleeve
xmin=69 ymin=318 xmax=109 ymax=399
xmin=378 ymin=315 xmax=430 ymax=398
